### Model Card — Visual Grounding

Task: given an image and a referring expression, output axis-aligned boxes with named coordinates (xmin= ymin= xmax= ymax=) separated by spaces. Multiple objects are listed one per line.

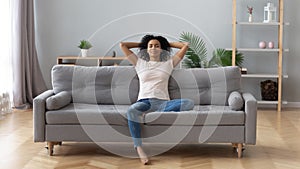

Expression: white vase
xmin=248 ymin=14 xmax=253 ymax=22
xmin=81 ymin=49 xmax=88 ymax=57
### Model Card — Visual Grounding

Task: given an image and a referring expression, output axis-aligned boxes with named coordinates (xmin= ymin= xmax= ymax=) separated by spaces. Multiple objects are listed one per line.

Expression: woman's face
xmin=147 ymin=39 xmax=162 ymax=60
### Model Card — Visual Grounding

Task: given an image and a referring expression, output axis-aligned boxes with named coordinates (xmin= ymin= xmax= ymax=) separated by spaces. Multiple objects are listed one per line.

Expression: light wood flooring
xmin=0 ymin=108 xmax=300 ymax=169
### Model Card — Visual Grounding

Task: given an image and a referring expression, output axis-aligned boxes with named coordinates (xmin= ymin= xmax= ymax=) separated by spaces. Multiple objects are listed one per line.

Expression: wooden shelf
xmin=238 ymin=48 xmax=289 ymax=52
xmin=226 ymin=48 xmax=289 ymax=52
xmin=99 ymin=56 xmax=127 ymax=60
xmin=57 ymin=56 xmax=127 ymax=66
xmin=241 ymin=74 xmax=288 ymax=78
xmin=236 ymin=22 xmax=290 ymax=26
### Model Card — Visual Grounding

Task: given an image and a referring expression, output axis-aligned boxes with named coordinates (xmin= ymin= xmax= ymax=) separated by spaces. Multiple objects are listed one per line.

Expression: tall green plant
xmin=179 ymin=32 xmax=243 ymax=68
xmin=179 ymin=32 xmax=208 ymax=68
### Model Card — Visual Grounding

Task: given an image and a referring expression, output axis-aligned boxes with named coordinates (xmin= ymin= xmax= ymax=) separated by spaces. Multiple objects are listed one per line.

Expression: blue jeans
xmin=126 ymin=98 xmax=194 ymax=147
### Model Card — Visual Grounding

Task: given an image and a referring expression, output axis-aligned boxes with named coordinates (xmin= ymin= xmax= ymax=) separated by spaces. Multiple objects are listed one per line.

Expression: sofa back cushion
xmin=51 ymin=65 xmax=241 ymax=105
xmin=52 ymin=65 xmax=139 ymax=104
xmin=168 ymin=66 xmax=241 ymax=105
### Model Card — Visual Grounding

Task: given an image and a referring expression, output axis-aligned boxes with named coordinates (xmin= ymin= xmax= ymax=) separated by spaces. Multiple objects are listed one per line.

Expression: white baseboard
xmin=283 ymin=102 xmax=300 ymax=108
xmin=258 ymin=102 xmax=300 ymax=109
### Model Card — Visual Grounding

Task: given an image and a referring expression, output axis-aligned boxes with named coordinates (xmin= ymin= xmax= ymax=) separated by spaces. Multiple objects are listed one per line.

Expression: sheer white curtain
xmin=11 ymin=0 xmax=47 ymax=108
xmin=0 ymin=0 xmax=13 ymax=116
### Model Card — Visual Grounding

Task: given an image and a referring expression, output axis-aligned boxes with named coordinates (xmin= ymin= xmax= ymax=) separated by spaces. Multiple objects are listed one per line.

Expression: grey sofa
xmin=33 ymin=65 xmax=257 ymax=158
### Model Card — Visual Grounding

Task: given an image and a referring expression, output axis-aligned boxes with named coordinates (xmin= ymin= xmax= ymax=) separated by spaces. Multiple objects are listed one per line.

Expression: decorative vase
xmin=248 ymin=14 xmax=253 ymax=22
xmin=268 ymin=41 xmax=274 ymax=49
xmin=81 ymin=49 xmax=88 ymax=57
xmin=259 ymin=41 xmax=266 ymax=49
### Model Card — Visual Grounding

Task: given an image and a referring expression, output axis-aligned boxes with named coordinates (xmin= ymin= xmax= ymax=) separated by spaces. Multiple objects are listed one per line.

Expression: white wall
xmin=34 ymin=0 xmax=300 ymax=103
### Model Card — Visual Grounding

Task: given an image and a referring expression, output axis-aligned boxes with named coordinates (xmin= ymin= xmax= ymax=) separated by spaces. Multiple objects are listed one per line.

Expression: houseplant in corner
xmin=78 ymin=40 xmax=92 ymax=57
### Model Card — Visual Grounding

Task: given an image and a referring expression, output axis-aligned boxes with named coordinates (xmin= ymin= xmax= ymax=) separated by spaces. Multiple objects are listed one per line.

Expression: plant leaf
xmin=179 ymin=32 xmax=207 ymax=68
xmin=210 ymin=48 xmax=244 ymax=67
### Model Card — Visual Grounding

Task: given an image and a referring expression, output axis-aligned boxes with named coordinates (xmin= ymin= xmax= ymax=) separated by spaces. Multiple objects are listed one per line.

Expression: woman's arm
xmin=119 ymin=42 xmax=140 ymax=66
xmin=169 ymin=42 xmax=189 ymax=67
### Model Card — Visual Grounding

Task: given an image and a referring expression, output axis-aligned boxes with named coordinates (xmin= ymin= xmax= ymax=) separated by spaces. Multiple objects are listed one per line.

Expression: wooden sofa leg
xmin=47 ymin=142 xmax=54 ymax=156
xmin=46 ymin=141 xmax=61 ymax=156
xmin=232 ymin=143 xmax=244 ymax=158
xmin=237 ymin=143 xmax=243 ymax=158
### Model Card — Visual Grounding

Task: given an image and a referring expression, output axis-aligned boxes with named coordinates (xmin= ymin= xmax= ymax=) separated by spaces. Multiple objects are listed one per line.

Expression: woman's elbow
xmin=119 ymin=42 xmax=124 ymax=48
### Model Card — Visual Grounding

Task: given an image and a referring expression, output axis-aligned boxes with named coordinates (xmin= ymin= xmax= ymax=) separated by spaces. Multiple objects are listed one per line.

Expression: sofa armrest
xmin=242 ymin=92 xmax=257 ymax=145
xmin=33 ymin=90 xmax=54 ymax=142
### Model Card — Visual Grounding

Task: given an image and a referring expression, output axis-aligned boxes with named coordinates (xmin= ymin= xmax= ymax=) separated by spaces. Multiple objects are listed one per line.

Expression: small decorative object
xmin=80 ymin=49 xmax=88 ymax=57
xmin=0 ymin=92 xmax=12 ymax=114
xmin=247 ymin=6 xmax=253 ymax=22
xmin=264 ymin=2 xmax=277 ymax=23
xmin=259 ymin=41 xmax=266 ymax=49
xmin=112 ymin=51 xmax=116 ymax=57
xmin=78 ymin=40 xmax=92 ymax=57
xmin=268 ymin=41 xmax=274 ymax=49
xmin=261 ymin=80 xmax=278 ymax=101
xmin=241 ymin=67 xmax=247 ymax=74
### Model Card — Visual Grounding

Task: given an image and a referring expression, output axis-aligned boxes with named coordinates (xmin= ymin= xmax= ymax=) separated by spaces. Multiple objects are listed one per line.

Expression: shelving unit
xmin=231 ymin=0 xmax=287 ymax=111
xmin=57 ymin=56 xmax=127 ymax=66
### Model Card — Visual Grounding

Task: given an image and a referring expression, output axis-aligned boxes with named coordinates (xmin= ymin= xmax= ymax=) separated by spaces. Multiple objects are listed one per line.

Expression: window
xmin=0 ymin=0 xmax=13 ymax=113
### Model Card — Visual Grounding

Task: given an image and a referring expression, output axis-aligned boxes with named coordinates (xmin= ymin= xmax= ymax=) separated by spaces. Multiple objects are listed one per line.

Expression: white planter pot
xmin=81 ymin=49 xmax=88 ymax=57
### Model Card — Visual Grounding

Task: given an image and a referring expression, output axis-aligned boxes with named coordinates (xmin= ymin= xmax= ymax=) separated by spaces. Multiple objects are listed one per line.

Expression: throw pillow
xmin=228 ymin=91 xmax=244 ymax=110
xmin=46 ymin=91 xmax=71 ymax=110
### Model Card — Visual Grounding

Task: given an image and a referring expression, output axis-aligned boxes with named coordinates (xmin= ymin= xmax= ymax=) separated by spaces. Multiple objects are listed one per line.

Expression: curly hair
xmin=137 ymin=35 xmax=171 ymax=61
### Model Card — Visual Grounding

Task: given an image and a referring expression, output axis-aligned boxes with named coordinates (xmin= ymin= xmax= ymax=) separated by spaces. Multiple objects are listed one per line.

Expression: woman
xmin=120 ymin=35 xmax=194 ymax=165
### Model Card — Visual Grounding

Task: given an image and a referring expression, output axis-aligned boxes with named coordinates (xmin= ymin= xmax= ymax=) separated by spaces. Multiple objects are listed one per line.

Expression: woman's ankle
xmin=136 ymin=146 xmax=149 ymax=164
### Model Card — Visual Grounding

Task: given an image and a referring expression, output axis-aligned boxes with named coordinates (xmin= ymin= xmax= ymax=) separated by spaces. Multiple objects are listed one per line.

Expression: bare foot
xmin=136 ymin=146 xmax=149 ymax=165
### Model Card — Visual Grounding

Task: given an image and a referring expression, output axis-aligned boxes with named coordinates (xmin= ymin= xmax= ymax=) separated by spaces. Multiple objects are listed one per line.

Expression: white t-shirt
xmin=135 ymin=58 xmax=174 ymax=100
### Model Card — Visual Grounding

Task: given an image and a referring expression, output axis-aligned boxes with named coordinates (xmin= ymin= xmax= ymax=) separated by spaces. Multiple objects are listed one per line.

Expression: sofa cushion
xmin=46 ymin=91 xmax=71 ymax=110
xmin=228 ymin=91 xmax=244 ymax=110
xmin=169 ymin=66 xmax=241 ymax=105
xmin=51 ymin=65 xmax=241 ymax=106
xmin=51 ymin=65 xmax=139 ymax=105
xmin=46 ymin=103 xmax=130 ymax=126
xmin=144 ymin=105 xmax=244 ymax=126
xmin=46 ymin=104 xmax=244 ymax=126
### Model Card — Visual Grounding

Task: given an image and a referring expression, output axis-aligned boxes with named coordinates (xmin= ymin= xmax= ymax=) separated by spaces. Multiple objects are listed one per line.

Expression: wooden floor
xmin=0 ymin=109 xmax=300 ymax=169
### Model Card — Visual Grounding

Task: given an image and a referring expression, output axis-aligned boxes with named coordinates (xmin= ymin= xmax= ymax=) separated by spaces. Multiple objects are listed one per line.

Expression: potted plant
xmin=179 ymin=32 xmax=208 ymax=68
xmin=78 ymin=40 xmax=92 ymax=57
xmin=209 ymin=48 xmax=244 ymax=67
xmin=179 ymin=32 xmax=244 ymax=69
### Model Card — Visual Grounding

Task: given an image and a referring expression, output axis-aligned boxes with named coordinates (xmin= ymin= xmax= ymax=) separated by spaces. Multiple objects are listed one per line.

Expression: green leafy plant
xmin=179 ymin=32 xmax=208 ymax=68
xmin=78 ymin=40 xmax=92 ymax=49
xmin=209 ymin=48 xmax=244 ymax=67
xmin=179 ymin=32 xmax=244 ymax=68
